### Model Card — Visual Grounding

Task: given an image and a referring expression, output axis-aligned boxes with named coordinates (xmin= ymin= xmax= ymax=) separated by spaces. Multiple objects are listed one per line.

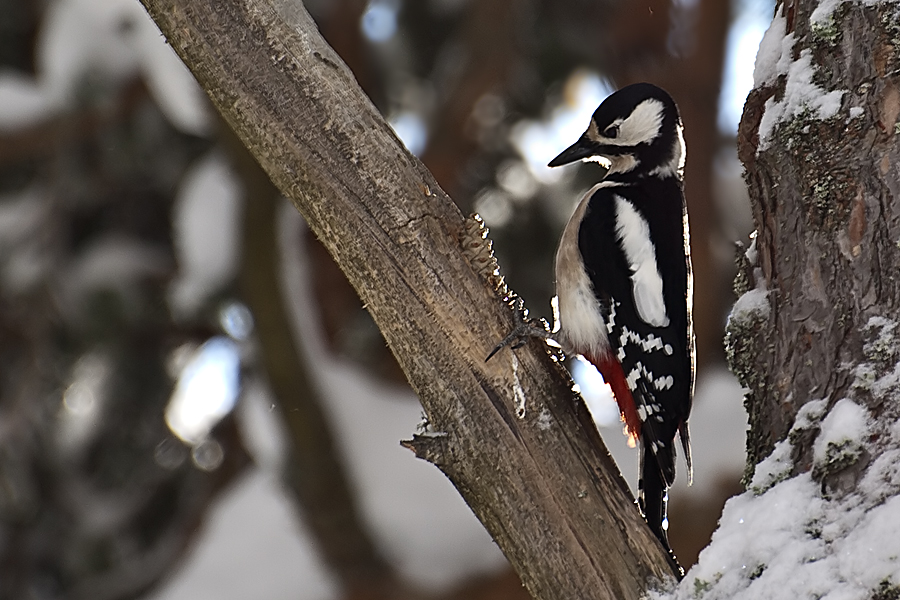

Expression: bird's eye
xmin=603 ymin=125 xmax=619 ymax=138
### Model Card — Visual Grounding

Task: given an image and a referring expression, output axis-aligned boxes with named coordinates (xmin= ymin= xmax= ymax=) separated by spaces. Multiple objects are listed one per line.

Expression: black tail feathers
xmin=680 ymin=421 xmax=693 ymax=486
xmin=638 ymin=426 xmax=690 ymax=576
xmin=638 ymin=438 xmax=672 ymax=550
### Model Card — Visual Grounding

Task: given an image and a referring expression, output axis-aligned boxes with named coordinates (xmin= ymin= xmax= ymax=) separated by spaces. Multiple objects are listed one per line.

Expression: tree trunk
xmin=675 ymin=1 xmax=900 ymax=597
xmin=136 ymin=0 xmax=679 ymax=598
xmin=734 ymin=0 xmax=900 ymax=474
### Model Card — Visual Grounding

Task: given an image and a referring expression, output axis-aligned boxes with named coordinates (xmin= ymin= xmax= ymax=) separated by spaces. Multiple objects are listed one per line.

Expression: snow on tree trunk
xmin=655 ymin=1 xmax=900 ymax=598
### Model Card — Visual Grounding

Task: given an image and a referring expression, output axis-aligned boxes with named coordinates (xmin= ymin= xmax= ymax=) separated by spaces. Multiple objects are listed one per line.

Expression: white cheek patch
xmin=612 ymin=98 xmax=664 ymax=147
xmin=614 ymin=196 xmax=669 ymax=327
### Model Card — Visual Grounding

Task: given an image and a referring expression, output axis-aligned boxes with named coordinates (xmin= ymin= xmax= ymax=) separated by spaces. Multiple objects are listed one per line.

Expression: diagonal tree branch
xmin=136 ymin=0 xmax=679 ymax=597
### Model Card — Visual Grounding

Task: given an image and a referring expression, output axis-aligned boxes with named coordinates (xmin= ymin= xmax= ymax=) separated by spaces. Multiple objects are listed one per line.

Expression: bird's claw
xmin=486 ymin=298 xmax=550 ymax=362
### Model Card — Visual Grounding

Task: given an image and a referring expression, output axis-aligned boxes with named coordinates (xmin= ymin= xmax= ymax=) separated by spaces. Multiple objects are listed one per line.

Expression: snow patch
xmin=657 ymin=474 xmax=830 ymax=600
xmin=728 ymin=287 xmax=770 ymax=325
xmin=656 ymin=460 xmax=900 ymax=599
xmin=793 ymin=398 xmax=828 ymax=431
xmin=758 ymin=49 xmax=846 ymax=150
xmin=871 ymin=358 xmax=900 ymax=402
xmin=751 ymin=3 xmax=846 ymax=152
xmin=753 ymin=6 xmax=790 ymax=87
xmin=748 ymin=439 xmax=792 ymax=494
xmin=854 ymin=317 xmax=900 ymax=400
xmin=859 ymin=448 xmax=900 ymax=503
xmin=811 ymin=0 xmax=843 ymax=25
xmin=812 ymin=399 xmax=869 ymax=467
xmin=652 ymin=381 xmax=900 ymax=600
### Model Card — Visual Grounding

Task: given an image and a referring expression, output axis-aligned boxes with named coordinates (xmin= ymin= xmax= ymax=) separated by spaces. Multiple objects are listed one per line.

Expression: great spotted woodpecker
xmin=548 ymin=82 xmax=694 ymax=554
xmin=491 ymin=83 xmax=694 ymax=556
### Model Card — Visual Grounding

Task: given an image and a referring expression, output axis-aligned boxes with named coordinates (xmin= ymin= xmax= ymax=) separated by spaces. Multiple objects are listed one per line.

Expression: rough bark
xmin=136 ymin=0 xmax=680 ymax=598
xmin=734 ymin=0 xmax=900 ymax=475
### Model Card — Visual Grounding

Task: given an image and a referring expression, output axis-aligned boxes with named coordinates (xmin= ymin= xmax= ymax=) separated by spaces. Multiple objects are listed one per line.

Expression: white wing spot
xmin=625 ymin=366 xmax=641 ymax=391
xmin=606 ymin=301 xmax=618 ymax=334
xmin=653 ymin=375 xmax=674 ymax=391
xmin=618 ymin=325 xmax=674 ymax=356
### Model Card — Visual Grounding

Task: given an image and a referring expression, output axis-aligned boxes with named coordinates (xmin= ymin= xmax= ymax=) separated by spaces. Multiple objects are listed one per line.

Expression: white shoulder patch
xmin=613 ymin=196 xmax=669 ymax=327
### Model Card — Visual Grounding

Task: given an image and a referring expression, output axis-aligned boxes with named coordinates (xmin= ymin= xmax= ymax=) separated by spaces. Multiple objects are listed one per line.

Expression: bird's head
xmin=548 ymin=83 xmax=685 ymax=180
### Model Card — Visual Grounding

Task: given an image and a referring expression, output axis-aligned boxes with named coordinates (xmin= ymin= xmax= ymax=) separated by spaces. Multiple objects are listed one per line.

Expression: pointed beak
xmin=548 ymin=136 xmax=598 ymax=167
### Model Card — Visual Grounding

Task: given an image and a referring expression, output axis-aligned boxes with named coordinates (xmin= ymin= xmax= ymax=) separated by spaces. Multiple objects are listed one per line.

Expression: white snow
xmin=753 ymin=6 xmax=790 ymax=88
xmin=668 ymin=474 xmax=830 ymax=600
xmin=793 ymin=397 xmax=828 ymax=431
xmin=811 ymin=0 xmax=844 ymax=25
xmin=854 ymin=317 xmax=900 ymax=401
xmin=751 ymin=3 xmax=847 ymax=151
xmin=728 ymin=287 xmax=770 ymax=324
xmin=758 ymin=49 xmax=845 ymax=150
xmin=653 ymin=351 xmax=900 ymax=600
xmin=812 ymin=399 xmax=869 ymax=467
xmin=747 ymin=439 xmax=792 ymax=494
xmin=663 ymin=467 xmax=900 ymax=600
xmin=859 ymin=447 xmax=900 ymax=503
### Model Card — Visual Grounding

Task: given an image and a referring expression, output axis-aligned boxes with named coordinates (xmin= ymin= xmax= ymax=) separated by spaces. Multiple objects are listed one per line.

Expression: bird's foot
xmin=486 ymin=297 xmax=550 ymax=362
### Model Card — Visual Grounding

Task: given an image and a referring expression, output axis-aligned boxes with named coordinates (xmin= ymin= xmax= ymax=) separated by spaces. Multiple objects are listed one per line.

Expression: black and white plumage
xmin=549 ymin=83 xmax=694 ymax=556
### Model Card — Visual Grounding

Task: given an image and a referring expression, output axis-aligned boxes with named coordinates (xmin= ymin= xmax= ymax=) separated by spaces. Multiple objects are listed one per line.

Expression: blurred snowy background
xmin=0 ymin=0 xmax=771 ymax=598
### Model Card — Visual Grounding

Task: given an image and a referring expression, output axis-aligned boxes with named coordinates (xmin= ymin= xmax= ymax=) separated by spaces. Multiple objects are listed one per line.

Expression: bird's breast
xmin=554 ymin=183 xmax=614 ymax=357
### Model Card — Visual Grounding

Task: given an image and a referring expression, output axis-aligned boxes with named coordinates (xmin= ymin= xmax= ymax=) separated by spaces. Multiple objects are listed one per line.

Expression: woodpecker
xmin=488 ymin=83 xmax=694 ymax=557
xmin=548 ymin=82 xmax=694 ymax=555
